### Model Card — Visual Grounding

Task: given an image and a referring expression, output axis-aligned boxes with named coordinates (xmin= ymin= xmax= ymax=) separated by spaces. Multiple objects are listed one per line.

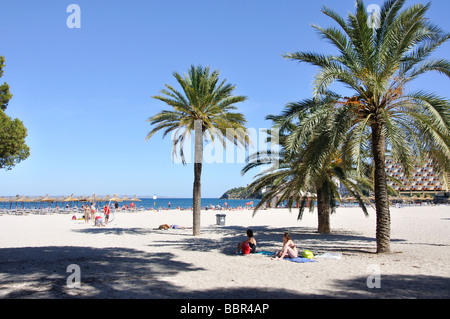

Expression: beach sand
xmin=0 ymin=206 xmax=448 ymax=299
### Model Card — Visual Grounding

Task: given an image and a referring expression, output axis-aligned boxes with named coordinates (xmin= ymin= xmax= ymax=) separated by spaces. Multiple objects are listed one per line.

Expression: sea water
xmin=132 ymin=198 xmax=260 ymax=210
xmin=3 ymin=198 xmax=260 ymax=210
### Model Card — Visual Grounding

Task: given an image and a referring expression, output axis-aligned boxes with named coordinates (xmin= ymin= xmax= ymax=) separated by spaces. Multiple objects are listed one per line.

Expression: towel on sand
xmin=256 ymin=251 xmax=275 ymax=256
xmin=236 ymin=251 xmax=317 ymax=263
xmin=256 ymin=251 xmax=317 ymax=262
xmin=285 ymin=257 xmax=317 ymax=263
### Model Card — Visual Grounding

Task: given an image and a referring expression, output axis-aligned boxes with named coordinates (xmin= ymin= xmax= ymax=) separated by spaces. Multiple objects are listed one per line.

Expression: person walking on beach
xmin=272 ymin=232 xmax=298 ymax=260
xmin=168 ymin=202 xmax=171 ymax=209
xmin=90 ymin=202 xmax=96 ymax=222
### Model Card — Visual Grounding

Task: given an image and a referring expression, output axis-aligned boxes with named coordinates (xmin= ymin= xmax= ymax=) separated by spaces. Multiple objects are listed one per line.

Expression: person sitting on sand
xmin=95 ymin=215 xmax=105 ymax=227
xmin=237 ymin=229 xmax=257 ymax=254
xmin=272 ymin=232 xmax=298 ymax=260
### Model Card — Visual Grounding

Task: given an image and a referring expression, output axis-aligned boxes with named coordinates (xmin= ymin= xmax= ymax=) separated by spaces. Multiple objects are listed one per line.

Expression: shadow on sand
xmin=149 ymin=225 xmax=390 ymax=255
xmin=0 ymin=225 xmax=448 ymax=299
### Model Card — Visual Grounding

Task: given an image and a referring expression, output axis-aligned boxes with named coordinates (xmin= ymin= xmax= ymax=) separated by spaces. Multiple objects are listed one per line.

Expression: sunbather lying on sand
xmin=156 ymin=224 xmax=191 ymax=230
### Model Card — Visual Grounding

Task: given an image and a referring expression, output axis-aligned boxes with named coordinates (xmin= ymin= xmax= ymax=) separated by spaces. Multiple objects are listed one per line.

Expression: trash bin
xmin=216 ymin=214 xmax=226 ymax=226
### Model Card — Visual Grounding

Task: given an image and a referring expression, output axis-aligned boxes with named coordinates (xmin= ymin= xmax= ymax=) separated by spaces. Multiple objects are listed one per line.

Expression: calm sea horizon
xmin=129 ymin=198 xmax=260 ymax=210
xmin=2 ymin=197 xmax=261 ymax=210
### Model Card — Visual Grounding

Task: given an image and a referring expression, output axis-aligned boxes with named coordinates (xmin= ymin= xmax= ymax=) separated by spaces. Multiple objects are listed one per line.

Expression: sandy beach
xmin=0 ymin=205 xmax=449 ymax=299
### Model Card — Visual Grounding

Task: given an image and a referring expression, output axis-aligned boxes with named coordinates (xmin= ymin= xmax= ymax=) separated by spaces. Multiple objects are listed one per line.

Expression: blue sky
xmin=1 ymin=0 xmax=449 ymax=198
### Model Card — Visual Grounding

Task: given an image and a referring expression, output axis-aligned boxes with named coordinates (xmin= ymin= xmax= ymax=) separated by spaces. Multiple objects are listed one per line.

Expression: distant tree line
xmin=219 ymin=186 xmax=263 ymax=200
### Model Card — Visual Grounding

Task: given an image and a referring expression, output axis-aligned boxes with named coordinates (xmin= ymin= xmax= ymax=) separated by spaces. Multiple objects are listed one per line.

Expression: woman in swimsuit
xmin=273 ymin=232 xmax=298 ymax=260
xmin=237 ymin=229 xmax=257 ymax=253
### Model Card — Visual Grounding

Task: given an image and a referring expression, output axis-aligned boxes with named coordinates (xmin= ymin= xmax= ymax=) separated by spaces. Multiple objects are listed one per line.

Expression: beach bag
xmin=242 ymin=241 xmax=251 ymax=255
xmin=302 ymin=249 xmax=314 ymax=259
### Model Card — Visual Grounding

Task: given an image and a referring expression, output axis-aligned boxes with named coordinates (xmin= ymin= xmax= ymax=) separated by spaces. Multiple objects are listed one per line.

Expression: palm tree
xmin=147 ymin=65 xmax=249 ymax=235
xmin=284 ymin=0 xmax=450 ymax=252
xmin=243 ymin=96 xmax=371 ymax=234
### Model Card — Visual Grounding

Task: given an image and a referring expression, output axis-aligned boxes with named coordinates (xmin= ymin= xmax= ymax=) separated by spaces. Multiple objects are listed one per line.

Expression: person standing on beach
xmin=90 ymin=202 xmax=96 ymax=222
xmin=168 ymin=202 xmax=171 ymax=209
xmin=84 ymin=205 xmax=90 ymax=223
xmin=104 ymin=205 xmax=110 ymax=225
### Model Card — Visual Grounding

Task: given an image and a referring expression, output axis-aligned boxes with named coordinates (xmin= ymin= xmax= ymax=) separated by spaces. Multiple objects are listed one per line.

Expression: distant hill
xmin=219 ymin=186 xmax=263 ymax=199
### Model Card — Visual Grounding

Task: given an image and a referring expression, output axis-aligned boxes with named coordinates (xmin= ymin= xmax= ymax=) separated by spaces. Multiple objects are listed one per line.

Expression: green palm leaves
xmin=246 ymin=0 xmax=449 ymax=252
xmin=147 ymin=65 xmax=249 ymax=164
xmin=289 ymin=0 xmax=449 ymax=253
xmin=147 ymin=65 xmax=249 ymax=235
xmin=243 ymin=96 xmax=371 ymax=234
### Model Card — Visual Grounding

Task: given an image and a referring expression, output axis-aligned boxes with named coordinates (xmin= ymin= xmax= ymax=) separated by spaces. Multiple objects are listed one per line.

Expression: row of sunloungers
xmin=0 ymin=207 xmax=77 ymax=215
xmin=0 ymin=207 xmax=147 ymax=216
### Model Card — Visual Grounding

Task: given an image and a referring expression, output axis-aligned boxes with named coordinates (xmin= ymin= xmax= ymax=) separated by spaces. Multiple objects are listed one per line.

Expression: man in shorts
xmin=104 ymin=205 xmax=110 ymax=225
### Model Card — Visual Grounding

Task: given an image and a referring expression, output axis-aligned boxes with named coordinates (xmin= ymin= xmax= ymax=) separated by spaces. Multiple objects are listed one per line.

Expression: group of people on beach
xmin=237 ymin=229 xmax=299 ymax=260
xmin=79 ymin=203 xmax=110 ymax=227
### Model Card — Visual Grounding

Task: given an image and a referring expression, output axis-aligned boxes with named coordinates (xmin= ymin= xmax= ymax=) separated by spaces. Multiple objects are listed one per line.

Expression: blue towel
xmin=286 ymin=257 xmax=316 ymax=263
xmin=256 ymin=251 xmax=275 ymax=256
xmin=235 ymin=251 xmax=274 ymax=256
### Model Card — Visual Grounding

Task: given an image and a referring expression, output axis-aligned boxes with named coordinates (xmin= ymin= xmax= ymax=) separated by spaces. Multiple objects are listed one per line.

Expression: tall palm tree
xmin=147 ymin=65 xmax=249 ymax=236
xmin=284 ymin=0 xmax=450 ymax=252
xmin=243 ymin=96 xmax=371 ymax=234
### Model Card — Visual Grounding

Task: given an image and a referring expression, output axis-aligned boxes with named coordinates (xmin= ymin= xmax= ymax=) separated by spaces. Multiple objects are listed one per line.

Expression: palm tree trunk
xmin=316 ymin=185 xmax=331 ymax=234
xmin=193 ymin=120 xmax=203 ymax=236
xmin=371 ymin=120 xmax=391 ymax=253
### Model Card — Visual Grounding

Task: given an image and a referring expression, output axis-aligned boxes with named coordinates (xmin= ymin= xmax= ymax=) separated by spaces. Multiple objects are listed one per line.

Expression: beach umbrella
xmin=108 ymin=194 xmax=123 ymax=211
xmin=40 ymin=194 xmax=57 ymax=208
xmin=0 ymin=196 xmax=8 ymax=209
xmin=130 ymin=195 xmax=141 ymax=202
xmin=63 ymin=194 xmax=78 ymax=202
xmin=8 ymin=195 xmax=20 ymax=209
xmin=86 ymin=194 xmax=97 ymax=206
xmin=109 ymin=194 xmax=123 ymax=202
xmin=128 ymin=195 xmax=141 ymax=210
xmin=41 ymin=194 xmax=57 ymax=202
xmin=98 ymin=195 xmax=111 ymax=207
xmin=122 ymin=194 xmax=130 ymax=207
xmin=28 ymin=196 xmax=40 ymax=209
xmin=14 ymin=195 xmax=28 ymax=208
xmin=97 ymin=195 xmax=105 ymax=205
xmin=23 ymin=196 xmax=34 ymax=209
xmin=64 ymin=194 xmax=79 ymax=208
